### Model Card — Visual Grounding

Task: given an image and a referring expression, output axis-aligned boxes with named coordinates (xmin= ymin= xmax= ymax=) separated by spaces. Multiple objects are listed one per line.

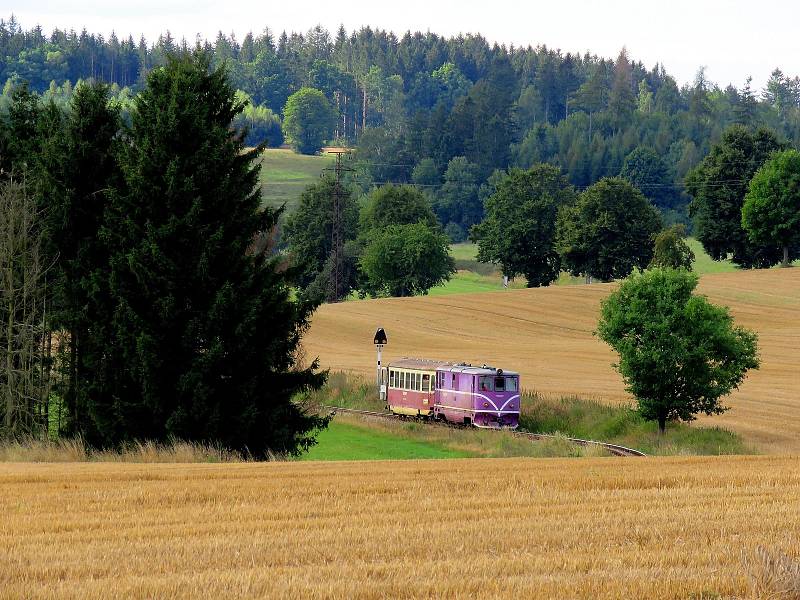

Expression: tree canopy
xmin=557 ymin=177 xmax=662 ymax=281
xmin=97 ymin=53 xmax=326 ymax=456
xmin=359 ymin=222 xmax=454 ymax=297
xmin=649 ymin=224 xmax=695 ymax=270
xmin=597 ymin=268 xmax=759 ymax=433
xmin=471 ymin=164 xmax=576 ymax=286
xmin=282 ymin=87 xmax=336 ymax=154
xmin=742 ymin=149 xmax=800 ymax=267
xmin=686 ymin=125 xmax=788 ymax=268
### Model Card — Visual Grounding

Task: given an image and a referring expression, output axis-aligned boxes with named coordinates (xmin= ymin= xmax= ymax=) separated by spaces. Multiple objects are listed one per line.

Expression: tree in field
xmin=359 ymin=222 xmax=454 ymax=297
xmin=282 ymin=87 xmax=336 ymax=154
xmin=649 ymin=224 xmax=695 ymax=270
xmin=620 ymin=147 xmax=679 ymax=213
xmin=99 ymin=53 xmax=326 ymax=457
xmin=358 ymin=184 xmax=452 ymax=297
xmin=597 ymin=268 xmax=759 ymax=433
xmin=283 ymin=175 xmax=359 ymax=303
xmin=471 ymin=164 xmax=576 ymax=287
xmin=557 ymin=178 xmax=662 ymax=282
xmin=0 ymin=177 xmax=51 ymax=437
xmin=359 ymin=184 xmax=438 ymax=232
xmin=742 ymin=149 xmax=800 ymax=268
xmin=686 ymin=125 xmax=787 ymax=268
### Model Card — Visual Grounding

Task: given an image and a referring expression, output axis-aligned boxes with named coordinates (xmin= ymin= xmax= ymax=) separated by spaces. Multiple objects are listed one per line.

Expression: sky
xmin=9 ymin=0 xmax=799 ymax=90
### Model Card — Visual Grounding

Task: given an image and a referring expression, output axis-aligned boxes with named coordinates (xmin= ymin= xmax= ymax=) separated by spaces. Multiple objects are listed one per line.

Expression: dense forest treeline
xmin=3 ymin=16 xmax=800 ymax=232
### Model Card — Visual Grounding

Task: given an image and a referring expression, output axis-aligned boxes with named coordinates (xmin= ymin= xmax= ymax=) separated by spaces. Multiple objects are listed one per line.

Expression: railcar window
xmin=400 ymin=372 xmax=406 ymax=389
xmin=416 ymin=373 xmax=421 ymax=391
xmin=422 ymin=374 xmax=430 ymax=392
xmin=479 ymin=376 xmax=493 ymax=392
xmin=389 ymin=370 xmax=395 ymax=388
xmin=506 ymin=377 xmax=518 ymax=392
xmin=495 ymin=377 xmax=506 ymax=391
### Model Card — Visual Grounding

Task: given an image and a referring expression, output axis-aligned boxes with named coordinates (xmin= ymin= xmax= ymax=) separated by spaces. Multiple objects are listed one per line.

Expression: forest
xmin=4 ymin=14 xmax=800 ymax=235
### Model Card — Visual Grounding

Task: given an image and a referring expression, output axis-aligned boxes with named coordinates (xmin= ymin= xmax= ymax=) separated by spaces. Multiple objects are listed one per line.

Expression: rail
xmin=324 ymin=406 xmax=646 ymax=458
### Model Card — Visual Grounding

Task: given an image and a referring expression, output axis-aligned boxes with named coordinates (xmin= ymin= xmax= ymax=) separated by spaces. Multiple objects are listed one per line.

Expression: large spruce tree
xmin=98 ymin=53 xmax=326 ymax=456
xmin=35 ymin=83 xmax=122 ymax=435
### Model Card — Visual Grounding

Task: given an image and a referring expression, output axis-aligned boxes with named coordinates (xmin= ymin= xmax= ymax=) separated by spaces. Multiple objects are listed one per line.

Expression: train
xmin=380 ymin=358 xmax=520 ymax=429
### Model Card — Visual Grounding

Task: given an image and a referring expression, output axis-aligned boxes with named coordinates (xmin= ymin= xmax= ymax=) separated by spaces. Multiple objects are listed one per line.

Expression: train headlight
xmin=483 ymin=402 xmax=489 ymax=408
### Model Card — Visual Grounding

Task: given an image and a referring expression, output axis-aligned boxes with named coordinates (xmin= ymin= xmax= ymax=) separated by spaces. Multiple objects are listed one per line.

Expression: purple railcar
xmin=385 ymin=358 xmax=520 ymax=429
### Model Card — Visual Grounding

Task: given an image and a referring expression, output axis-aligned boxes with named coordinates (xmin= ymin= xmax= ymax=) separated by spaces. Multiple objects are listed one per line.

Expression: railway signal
xmin=374 ymin=328 xmax=388 ymax=400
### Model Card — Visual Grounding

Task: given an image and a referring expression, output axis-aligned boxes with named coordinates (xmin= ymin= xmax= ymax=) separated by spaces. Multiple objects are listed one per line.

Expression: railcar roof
xmin=388 ymin=358 xmax=453 ymax=370
xmin=387 ymin=358 xmax=518 ymax=376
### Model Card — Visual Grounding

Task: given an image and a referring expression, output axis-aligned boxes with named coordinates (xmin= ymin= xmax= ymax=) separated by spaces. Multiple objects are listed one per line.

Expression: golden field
xmin=1 ymin=457 xmax=799 ymax=599
xmin=306 ymin=269 xmax=800 ymax=453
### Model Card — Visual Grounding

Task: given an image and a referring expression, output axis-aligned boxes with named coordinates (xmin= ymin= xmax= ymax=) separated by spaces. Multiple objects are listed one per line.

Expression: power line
xmin=322 ymin=149 xmax=354 ymax=302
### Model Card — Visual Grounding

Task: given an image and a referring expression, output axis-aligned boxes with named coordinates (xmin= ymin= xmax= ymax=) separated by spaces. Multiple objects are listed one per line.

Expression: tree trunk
xmin=658 ymin=415 xmax=666 ymax=435
xmin=782 ymin=245 xmax=789 ymax=268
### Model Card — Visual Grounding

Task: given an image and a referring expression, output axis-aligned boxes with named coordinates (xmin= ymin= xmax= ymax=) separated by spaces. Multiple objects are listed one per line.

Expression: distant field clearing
xmin=1 ymin=458 xmax=798 ymax=599
xmin=306 ymin=269 xmax=800 ymax=453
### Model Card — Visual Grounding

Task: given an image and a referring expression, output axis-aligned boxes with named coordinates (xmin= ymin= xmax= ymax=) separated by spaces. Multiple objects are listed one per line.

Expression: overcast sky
xmin=10 ymin=0 xmax=799 ymax=90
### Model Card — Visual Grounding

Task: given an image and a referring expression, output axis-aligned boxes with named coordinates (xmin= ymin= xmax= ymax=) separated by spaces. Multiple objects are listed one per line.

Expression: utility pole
xmin=323 ymin=149 xmax=353 ymax=302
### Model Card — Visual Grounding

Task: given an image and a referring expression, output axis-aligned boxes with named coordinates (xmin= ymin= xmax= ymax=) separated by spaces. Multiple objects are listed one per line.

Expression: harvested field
xmin=1 ymin=457 xmax=799 ymax=599
xmin=306 ymin=268 xmax=800 ymax=453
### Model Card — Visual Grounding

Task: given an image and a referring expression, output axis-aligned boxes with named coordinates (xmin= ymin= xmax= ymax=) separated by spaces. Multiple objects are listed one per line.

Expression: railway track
xmin=325 ymin=406 xmax=646 ymax=458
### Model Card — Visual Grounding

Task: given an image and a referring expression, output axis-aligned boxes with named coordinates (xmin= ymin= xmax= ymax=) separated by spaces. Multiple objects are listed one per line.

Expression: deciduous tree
xmin=557 ymin=177 xmax=662 ymax=282
xmin=359 ymin=222 xmax=454 ymax=297
xmin=742 ymin=149 xmax=800 ymax=267
xmin=597 ymin=268 xmax=759 ymax=433
xmin=471 ymin=164 xmax=576 ymax=287
xmin=686 ymin=126 xmax=787 ymax=268
xmin=649 ymin=224 xmax=695 ymax=270
xmin=282 ymin=87 xmax=336 ymax=154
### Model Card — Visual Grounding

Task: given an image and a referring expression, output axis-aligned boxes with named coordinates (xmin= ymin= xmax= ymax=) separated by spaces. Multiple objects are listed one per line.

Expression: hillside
xmin=257 ymin=148 xmax=333 ymax=213
xmin=3 ymin=458 xmax=798 ymax=599
xmin=305 ymin=268 xmax=800 ymax=453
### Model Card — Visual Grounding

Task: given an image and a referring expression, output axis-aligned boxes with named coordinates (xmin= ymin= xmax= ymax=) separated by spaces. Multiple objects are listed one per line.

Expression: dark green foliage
xmin=411 ymin=158 xmax=441 ymax=187
xmin=99 ymin=53 xmax=325 ymax=457
xmin=359 ymin=222 xmax=455 ymax=297
xmin=282 ymin=87 xmax=336 ymax=154
xmin=686 ymin=125 xmax=787 ymax=268
xmin=597 ymin=269 xmax=759 ymax=433
xmin=434 ymin=156 xmax=482 ymax=233
xmin=557 ymin=177 xmax=662 ymax=281
xmin=471 ymin=164 xmax=576 ymax=286
xmin=8 ymin=22 xmax=800 ymax=237
xmin=620 ymin=147 xmax=680 ymax=212
xmin=39 ymin=82 xmax=122 ymax=435
xmin=357 ymin=184 xmax=452 ymax=297
xmin=742 ymin=149 xmax=800 ymax=267
xmin=650 ymin=224 xmax=695 ymax=270
xmin=359 ymin=184 xmax=438 ymax=232
xmin=283 ymin=175 xmax=359 ymax=302
xmin=0 ymin=83 xmax=42 ymax=173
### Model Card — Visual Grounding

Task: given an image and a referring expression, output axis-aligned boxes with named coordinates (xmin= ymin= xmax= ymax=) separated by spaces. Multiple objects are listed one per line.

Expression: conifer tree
xmin=98 ymin=52 xmax=326 ymax=456
xmin=36 ymin=82 xmax=121 ymax=435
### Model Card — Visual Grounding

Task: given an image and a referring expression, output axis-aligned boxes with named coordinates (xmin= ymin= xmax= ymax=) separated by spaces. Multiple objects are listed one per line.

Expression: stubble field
xmin=305 ymin=268 xmax=800 ymax=453
xmin=1 ymin=457 xmax=799 ymax=599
